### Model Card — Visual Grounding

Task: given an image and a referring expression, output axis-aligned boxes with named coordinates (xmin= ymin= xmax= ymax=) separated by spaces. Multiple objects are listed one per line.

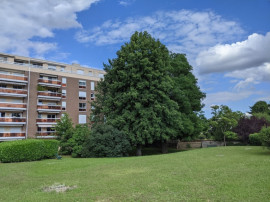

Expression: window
xmin=77 ymin=69 xmax=84 ymax=75
xmin=48 ymin=65 xmax=56 ymax=70
xmin=60 ymin=67 xmax=65 ymax=72
xmin=62 ymin=89 xmax=66 ymax=98
xmin=79 ymin=115 xmax=86 ymax=124
xmin=0 ymin=56 xmax=7 ymax=62
xmin=79 ymin=91 xmax=86 ymax=100
xmin=90 ymin=81 xmax=95 ymax=90
xmin=99 ymin=73 xmax=104 ymax=78
xmin=13 ymin=85 xmax=23 ymax=89
xmin=62 ymin=101 xmax=66 ymax=111
xmin=91 ymin=105 xmax=95 ymax=110
xmin=91 ymin=93 xmax=95 ymax=100
xmin=88 ymin=71 xmax=93 ymax=76
xmin=62 ymin=77 xmax=66 ymax=84
xmin=0 ymin=112 xmax=5 ymax=117
xmin=47 ymin=114 xmax=56 ymax=119
xmin=47 ymin=127 xmax=55 ymax=132
xmin=0 ymin=127 xmax=4 ymax=133
xmin=10 ymin=127 xmax=21 ymax=133
xmin=79 ymin=103 xmax=86 ymax=111
xmin=79 ymin=80 xmax=86 ymax=88
xmin=38 ymin=114 xmax=42 ymax=118
xmin=0 ymin=84 xmax=7 ymax=88
xmin=12 ymin=113 xmax=21 ymax=118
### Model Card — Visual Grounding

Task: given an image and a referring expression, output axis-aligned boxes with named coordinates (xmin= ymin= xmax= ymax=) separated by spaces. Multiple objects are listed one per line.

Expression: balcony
xmin=37 ymin=91 xmax=61 ymax=100
xmin=0 ymin=73 xmax=28 ymax=83
xmin=0 ymin=117 xmax=26 ymax=125
xmin=36 ymin=118 xmax=60 ymax=125
xmin=36 ymin=131 xmax=56 ymax=139
xmin=0 ymin=102 xmax=27 ymax=111
xmin=0 ymin=132 xmax=25 ymax=140
xmin=38 ymin=78 xmax=61 ymax=88
xmin=37 ymin=104 xmax=61 ymax=113
xmin=0 ymin=88 xmax=27 ymax=97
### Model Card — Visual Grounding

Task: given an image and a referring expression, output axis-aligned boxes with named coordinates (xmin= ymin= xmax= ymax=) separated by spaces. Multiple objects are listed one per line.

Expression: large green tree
xmin=93 ymin=31 xmax=182 ymax=155
xmin=168 ymin=53 xmax=206 ymax=142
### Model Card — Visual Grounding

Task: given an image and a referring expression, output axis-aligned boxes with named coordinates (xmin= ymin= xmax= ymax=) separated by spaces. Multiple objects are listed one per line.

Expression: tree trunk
xmin=224 ymin=135 xmax=226 ymax=147
xmin=136 ymin=144 xmax=142 ymax=156
xmin=161 ymin=141 xmax=168 ymax=154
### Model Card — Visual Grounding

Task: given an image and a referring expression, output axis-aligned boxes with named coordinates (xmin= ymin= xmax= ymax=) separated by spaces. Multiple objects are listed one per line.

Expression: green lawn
xmin=1 ymin=146 xmax=269 ymax=201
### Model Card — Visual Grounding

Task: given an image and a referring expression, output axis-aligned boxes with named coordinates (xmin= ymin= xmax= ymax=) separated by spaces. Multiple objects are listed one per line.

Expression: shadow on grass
xmin=129 ymin=147 xmax=183 ymax=156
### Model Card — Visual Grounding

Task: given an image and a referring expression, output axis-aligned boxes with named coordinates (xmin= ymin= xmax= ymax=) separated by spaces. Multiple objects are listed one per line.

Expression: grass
xmin=0 ymin=146 xmax=270 ymax=201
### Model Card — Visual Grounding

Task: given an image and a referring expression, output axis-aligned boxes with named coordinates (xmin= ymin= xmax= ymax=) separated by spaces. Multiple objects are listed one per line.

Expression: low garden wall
xmin=177 ymin=140 xmax=225 ymax=150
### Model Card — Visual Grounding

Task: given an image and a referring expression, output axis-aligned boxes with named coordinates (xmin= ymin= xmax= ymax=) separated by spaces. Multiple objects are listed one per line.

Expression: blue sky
xmin=0 ymin=0 xmax=269 ymax=117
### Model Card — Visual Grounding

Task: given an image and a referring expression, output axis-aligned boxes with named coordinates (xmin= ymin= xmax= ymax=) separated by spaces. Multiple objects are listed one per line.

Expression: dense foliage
xmin=249 ymin=133 xmax=262 ymax=146
xmin=92 ymin=31 xmax=205 ymax=155
xmin=0 ymin=139 xmax=58 ymax=163
xmin=208 ymin=105 xmax=243 ymax=144
xmin=233 ymin=116 xmax=269 ymax=143
xmin=250 ymin=101 xmax=270 ymax=115
xmin=69 ymin=124 xmax=90 ymax=158
xmin=55 ymin=113 xmax=74 ymax=155
xmin=259 ymin=127 xmax=270 ymax=149
xmin=81 ymin=124 xmax=131 ymax=157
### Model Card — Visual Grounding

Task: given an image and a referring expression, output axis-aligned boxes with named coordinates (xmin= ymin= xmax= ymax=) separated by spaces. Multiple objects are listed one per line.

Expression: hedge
xmin=0 ymin=139 xmax=59 ymax=163
xmin=249 ymin=133 xmax=261 ymax=146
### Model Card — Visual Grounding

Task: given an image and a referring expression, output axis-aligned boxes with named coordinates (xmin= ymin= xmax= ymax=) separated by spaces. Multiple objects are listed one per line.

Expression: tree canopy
xmin=92 ymin=31 xmax=205 ymax=155
xmin=250 ymin=101 xmax=270 ymax=115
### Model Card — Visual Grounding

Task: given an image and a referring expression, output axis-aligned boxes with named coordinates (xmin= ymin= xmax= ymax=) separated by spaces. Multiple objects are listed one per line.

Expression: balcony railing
xmin=0 ymin=132 xmax=25 ymax=137
xmin=36 ymin=131 xmax=56 ymax=136
xmin=0 ymin=117 xmax=26 ymax=122
xmin=0 ymin=73 xmax=28 ymax=82
xmin=38 ymin=78 xmax=61 ymax=85
xmin=0 ymin=102 xmax=27 ymax=110
xmin=37 ymin=105 xmax=61 ymax=110
xmin=0 ymin=88 xmax=27 ymax=96
xmin=38 ymin=91 xmax=61 ymax=98
xmin=0 ymin=59 xmax=104 ymax=79
xmin=36 ymin=118 xmax=60 ymax=123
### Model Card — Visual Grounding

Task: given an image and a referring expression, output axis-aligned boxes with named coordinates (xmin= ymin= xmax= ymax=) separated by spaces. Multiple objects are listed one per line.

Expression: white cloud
xmin=75 ymin=9 xmax=243 ymax=58
xmin=119 ymin=0 xmax=135 ymax=6
xmin=203 ymin=90 xmax=263 ymax=108
xmin=197 ymin=32 xmax=270 ymax=74
xmin=0 ymin=0 xmax=99 ymax=56
xmin=225 ymin=62 xmax=270 ymax=90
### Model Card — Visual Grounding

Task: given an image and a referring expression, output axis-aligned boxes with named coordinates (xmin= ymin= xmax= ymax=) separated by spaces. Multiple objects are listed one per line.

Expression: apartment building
xmin=0 ymin=53 xmax=105 ymax=141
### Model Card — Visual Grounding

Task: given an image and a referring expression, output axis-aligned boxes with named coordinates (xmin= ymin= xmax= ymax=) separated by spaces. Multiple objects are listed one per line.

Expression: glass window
xmin=91 ymin=93 xmax=95 ymax=100
xmin=12 ymin=113 xmax=21 ymax=118
xmin=62 ymin=89 xmax=66 ymax=96
xmin=79 ymin=103 xmax=86 ymax=111
xmin=79 ymin=80 xmax=86 ymax=88
xmin=48 ymin=65 xmax=56 ymax=70
xmin=0 ymin=112 xmax=5 ymax=117
xmin=77 ymin=69 xmax=84 ymax=75
xmin=99 ymin=74 xmax=104 ymax=78
xmin=79 ymin=91 xmax=86 ymax=100
xmin=79 ymin=115 xmax=86 ymax=124
xmin=88 ymin=71 xmax=93 ymax=76
xmin=62 ymin=77 xmax=66 ymax=84
xmin=62 ymin=101 xmax=66 ymax=110
xmin=91 ymin=81 xmax=95 ymax=90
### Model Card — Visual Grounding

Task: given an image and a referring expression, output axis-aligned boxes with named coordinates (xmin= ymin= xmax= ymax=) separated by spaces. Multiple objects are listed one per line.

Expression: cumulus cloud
xmin=197 ymin=32 xmax=270 ymax=74
xmin=119 ymin=0 xmax=135 ymax=6
xmin=75 ymin=10 xmax=243 ymax=57
xmin=0 ymin=0 xmax=98 ymax=56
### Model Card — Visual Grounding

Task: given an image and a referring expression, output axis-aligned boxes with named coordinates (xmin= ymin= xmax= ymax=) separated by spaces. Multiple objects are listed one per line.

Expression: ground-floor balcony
xmin=0 ymin=102 xmax=27 ymax=111
xmin=37 ymin=91 xmax=62 ymax=100
xmin=0 ymin=88 xmax=27 ymax=97
xmin=0 ymin=132 xmax=25 ymax=140
xmin=37 ymin=105 xmax=61 ymax=113
xmin=0 ymin=117 xmax=26 ymax=125
xmin=36 ymin=131 xmax=56 ymax=139
xmin=36 ymin=118 xmax=60 ymax=125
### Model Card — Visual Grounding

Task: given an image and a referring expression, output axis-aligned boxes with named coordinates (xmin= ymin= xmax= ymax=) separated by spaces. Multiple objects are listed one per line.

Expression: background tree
xmin=92 ymin=31 xmax=183 ymax=155
xmin=233 ymin=116 xmax=269 ymax=143
xmin=209 ymin=105 xmax=243 ymax=145
xmin=250 ymin=101 xmax=270 ymax=115
xmin=55 ymin=113 xmax=74 ymax=155
xmin=168 ymin=53 xmax=205 ymax=142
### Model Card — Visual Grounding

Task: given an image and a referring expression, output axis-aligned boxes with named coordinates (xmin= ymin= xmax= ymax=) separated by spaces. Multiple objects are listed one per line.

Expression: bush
xmin=82 ymin=124 xmax=131 ymax=157
xmin=225 ymin=131 xmax=239 ymax=141
xmin=68 ymin=124 xmax=90 ymax=158
xmin=249 ymin=133 xmax=261 ymax=146
xmin=0 ymin=139 xmax=45 ymax=163
xmin=259 ymin=127 xmax=270 ymax=149
xmin=42 ymin=140 xmax=59 ymax=158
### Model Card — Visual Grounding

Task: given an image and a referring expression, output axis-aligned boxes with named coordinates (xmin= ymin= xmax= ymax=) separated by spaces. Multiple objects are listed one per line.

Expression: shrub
xmin=42 ymin=140 xmax=59 ymax=158
xmin=259 ymin=127 xmax=270 ymax=149
xmin=249 ymin=133 xmax=261 ymax=146
xmin=55 ymin=113 xmax=74 ymax=155
xmin=0 ymin=139 xmax=45 ymax=163
xmin=224 ymin=131 xmax=239 ymax=141
xmin=82 ymin=124 xmax=131 ymax=157
xmin=68 ymin=124 xmax=90 ymax=158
